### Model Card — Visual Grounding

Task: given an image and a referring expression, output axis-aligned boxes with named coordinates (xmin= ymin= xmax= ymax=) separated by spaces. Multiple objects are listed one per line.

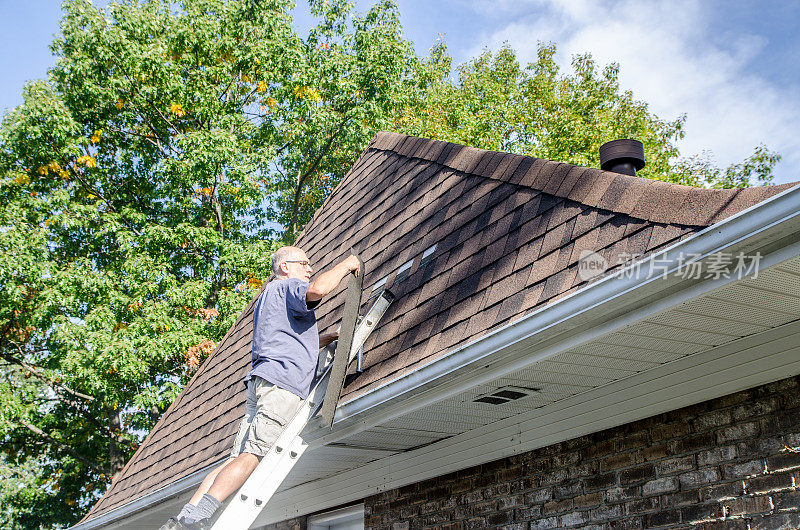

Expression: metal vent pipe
xmin=599 ymin=139 xmax=646 ymax=176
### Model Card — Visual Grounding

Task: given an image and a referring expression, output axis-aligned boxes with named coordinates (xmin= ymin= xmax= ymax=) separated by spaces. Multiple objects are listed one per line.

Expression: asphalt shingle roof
xmin=81 ymin=132 xmax=796 ymax=522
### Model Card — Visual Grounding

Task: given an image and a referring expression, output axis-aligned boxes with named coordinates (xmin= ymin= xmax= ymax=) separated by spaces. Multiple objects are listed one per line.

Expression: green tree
xmin=396 ymin=41 xmax=779 ymax=188
xmin=0 ymin=0 xmax=412 ymax=526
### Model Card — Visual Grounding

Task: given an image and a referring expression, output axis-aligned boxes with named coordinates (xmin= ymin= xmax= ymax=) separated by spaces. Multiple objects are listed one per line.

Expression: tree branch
xmin=149 ymin=101 xmax=187 ymax=139
xmin=107 ymin=126 xmax=172 ymax=158
xmin=22 ymin=421 xmax=103 ymax=472
xmin=68 ymin=167 xmax=144 ymax=237
xmin=287 ymin=116 xmax=350 ymax=234
xmin=3 ymin=340 xmax=137 ymax=450
xmin=2 ymin=342 xmax=94 ymax=402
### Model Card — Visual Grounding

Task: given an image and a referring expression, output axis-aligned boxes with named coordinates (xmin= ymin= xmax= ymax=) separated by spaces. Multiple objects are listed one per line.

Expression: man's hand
xmin=341 ymin=255 xmax=360 ymax=277
xmin=307 ymin=254 xmax=363 ymax=302
xmin=319 ymin=331 xmax=339 ymax=349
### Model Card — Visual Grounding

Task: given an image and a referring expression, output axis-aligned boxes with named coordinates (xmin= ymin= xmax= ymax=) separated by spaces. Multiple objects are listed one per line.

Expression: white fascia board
xmin=306 ymin=183 xmax=800 ymax=445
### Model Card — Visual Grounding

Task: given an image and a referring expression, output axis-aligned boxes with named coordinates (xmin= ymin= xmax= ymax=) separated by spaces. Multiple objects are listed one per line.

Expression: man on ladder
xmin=161 ymin=246 xmax=360 ymax=529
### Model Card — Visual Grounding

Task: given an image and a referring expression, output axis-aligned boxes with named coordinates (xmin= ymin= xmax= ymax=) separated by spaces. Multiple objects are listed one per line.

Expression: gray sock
xmin=184 ymin=494 xmax=221 ymax=523
xmin=177 ymin=502 xmax=196 ymax=522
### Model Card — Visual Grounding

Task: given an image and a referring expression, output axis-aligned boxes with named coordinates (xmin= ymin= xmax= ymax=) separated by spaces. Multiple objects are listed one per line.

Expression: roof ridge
xmin=371 ymin=131 xmax=798 ymax=227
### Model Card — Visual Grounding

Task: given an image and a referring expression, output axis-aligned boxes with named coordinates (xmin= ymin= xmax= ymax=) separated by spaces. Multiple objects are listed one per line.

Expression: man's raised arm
xmin=306 ymin=255 xmax=360 ymax=302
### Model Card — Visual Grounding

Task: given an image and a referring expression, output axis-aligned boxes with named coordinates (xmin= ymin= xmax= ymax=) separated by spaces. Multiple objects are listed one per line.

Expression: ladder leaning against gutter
xmin=211 ymin=258 xmax=394 ymax=530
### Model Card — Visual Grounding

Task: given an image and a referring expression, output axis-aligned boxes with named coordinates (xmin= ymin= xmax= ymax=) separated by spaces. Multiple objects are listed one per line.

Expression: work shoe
xmin=184 ymin=518 xmax=213 ymax=530
xmin=158 ymin=518 xmax=187 ymax=530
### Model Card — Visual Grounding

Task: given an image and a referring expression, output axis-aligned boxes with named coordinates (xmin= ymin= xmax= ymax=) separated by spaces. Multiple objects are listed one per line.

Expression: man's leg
xmin=168 ymin=458 xmax=229 ymax=523
xmin=206 ymin=452 xmax=260 ymax=502
xmin=178 ymin=453 xmax=259 ymax=525
xmin=177 ymin=380 xmax=299 ymax=525
xmin=189 ymin=461 xmax=228 ymax=505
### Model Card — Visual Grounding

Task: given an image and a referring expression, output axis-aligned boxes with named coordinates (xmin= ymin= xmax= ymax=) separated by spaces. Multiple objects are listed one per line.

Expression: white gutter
xmin=74 ymin=182 xmax=800 ymax=528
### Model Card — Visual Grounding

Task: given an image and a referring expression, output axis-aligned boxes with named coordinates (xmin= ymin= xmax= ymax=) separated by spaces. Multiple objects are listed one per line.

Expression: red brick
xmin=722 ymin=459 xmax=765 ymax=479
xmin=656 ymin=455 xmax=696 ymax=476
xmin=661 ymin=489 xmax=699 ymax=507
xmin=699 ymin=480 xmax=745 ymax=501
xmin=642 ymin=477 xmax=678 ymax=496
xmin=680 ymin=502 xmax=724 ymax=524
xmin=620 ymin=464 xmax=656 ymax=484
xmin=749 ymin=512 xmax=800 ymax=529
xmin=646 ymin=509 xmax=681 ymax=527
xmin=722 ymin=495 xmax=774 ymax=516
xmin=716 ymin=421 xmax=760 ymax=444
xmin=573 ymin=492 xmax=603 ymax=509
xmin=542 ymin=498 xmax=573 ymax=515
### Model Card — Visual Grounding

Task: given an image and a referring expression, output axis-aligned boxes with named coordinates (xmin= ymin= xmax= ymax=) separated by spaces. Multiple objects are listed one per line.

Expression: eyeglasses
xmin=284 ymin=260 xmax=311 ymax=267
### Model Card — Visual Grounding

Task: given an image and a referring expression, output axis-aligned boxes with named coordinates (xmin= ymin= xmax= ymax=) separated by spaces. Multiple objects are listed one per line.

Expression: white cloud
xmin=463 ymin=0 xmax=800 ymax=184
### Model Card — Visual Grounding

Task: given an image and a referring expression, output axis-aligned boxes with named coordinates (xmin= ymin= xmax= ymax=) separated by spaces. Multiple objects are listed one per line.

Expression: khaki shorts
xmin=230 ymin=377 xmax=302 ymax=458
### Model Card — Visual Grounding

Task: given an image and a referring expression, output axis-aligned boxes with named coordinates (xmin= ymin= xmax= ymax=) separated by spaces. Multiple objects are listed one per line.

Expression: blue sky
xmin=2 ymin=0 xmax=798 ymax=184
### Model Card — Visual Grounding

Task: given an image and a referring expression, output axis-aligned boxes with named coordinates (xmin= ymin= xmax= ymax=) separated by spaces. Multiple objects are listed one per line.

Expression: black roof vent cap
xmin=599 ymin=139 xmax=646 ymax=176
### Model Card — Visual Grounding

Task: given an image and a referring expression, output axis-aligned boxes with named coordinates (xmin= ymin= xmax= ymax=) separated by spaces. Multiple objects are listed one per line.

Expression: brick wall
xmin=364 ymin=376 xmax=800 ymax=529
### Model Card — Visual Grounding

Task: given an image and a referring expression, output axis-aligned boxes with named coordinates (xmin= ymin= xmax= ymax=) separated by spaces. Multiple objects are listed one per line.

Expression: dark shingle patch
xmin=492 ymin=153 xmax=524 ymax=181
xmin=581 ymin=171 xmax=617 ymax=208
xmin=624 ymin=226 xmax=655 ymax=256
xmin=672 ymin=188 xmax=715 ymax=226
xmin=531 ymin=160 xmax=560 ymax=191
xmin=555 ymin=166 xmax=586 ymax=197
xmin=630 ymin=180 xmax=688 ymax=223
xmin=480 ymin=151 xmax=506 ymax=179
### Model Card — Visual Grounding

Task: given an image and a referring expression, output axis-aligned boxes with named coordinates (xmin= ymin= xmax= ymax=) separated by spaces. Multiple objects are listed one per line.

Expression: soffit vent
xmin=472 ymin=386 xmax=540 ymax=405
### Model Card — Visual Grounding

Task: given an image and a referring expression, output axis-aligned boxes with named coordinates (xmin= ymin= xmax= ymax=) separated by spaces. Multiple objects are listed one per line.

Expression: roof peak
xmin=369 ymin=131 xmax=797 ymax=227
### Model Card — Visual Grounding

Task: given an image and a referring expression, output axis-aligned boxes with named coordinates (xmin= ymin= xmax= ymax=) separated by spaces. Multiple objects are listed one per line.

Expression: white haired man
xmin=162 ymin=247 xmax=360 ymax=529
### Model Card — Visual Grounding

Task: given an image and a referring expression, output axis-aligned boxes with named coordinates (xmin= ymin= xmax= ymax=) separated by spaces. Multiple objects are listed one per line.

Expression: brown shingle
xmin=581 ymin=171 xmax=617 ymax=208
xmin=543 ymin=163 xmax=573 ymax=195
xmin=569 ymin=168 xmax=602 ymax=204
xmin=491 ymin=153 xmax=524 ymax=181
xmin=518 ymin=158 xmax=548 ymax=187
xmin=532 ymin=160 xmax=561 ymax=191
xmin=555 ymin=166 xmax=587 ymax=197
xmin=508 ymin=156 xmax=536 ymax=186
xmin=630 ymin=180 xmax=690 ymax=224
xmin=672 ymin=187 xmax=715 ymax=226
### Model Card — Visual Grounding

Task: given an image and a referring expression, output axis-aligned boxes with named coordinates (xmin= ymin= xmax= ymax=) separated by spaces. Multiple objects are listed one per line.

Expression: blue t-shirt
xmin=245 ymin=278 xmax=319 ymax=399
